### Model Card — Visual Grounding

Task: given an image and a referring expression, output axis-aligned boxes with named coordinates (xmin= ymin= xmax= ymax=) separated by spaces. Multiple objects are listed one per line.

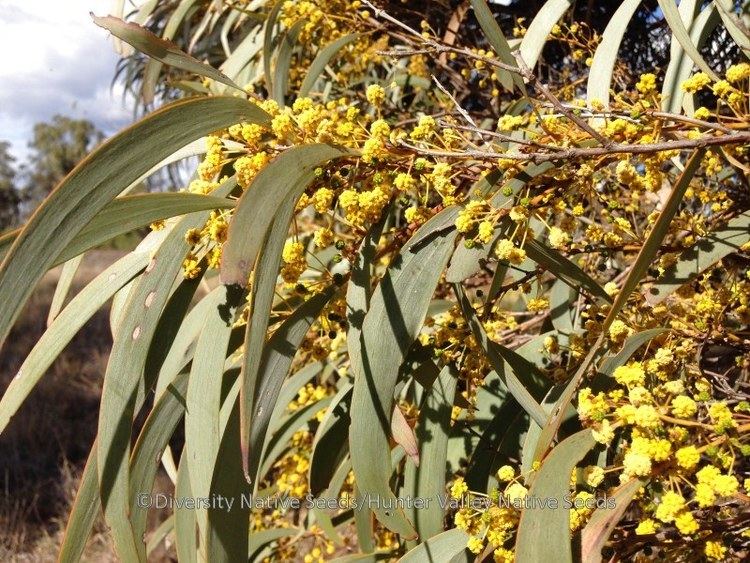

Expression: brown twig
xmin=396 ymin=130 xmax=750 ymax=162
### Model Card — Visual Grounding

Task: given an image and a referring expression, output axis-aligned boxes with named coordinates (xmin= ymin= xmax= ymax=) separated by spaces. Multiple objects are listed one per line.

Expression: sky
xmin=0 ymin=0 xmax=136 ymax=162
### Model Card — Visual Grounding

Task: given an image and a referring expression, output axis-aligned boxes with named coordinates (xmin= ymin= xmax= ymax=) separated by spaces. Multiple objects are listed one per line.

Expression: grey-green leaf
xmin=92 ymin=14 xmax=244 ymax=94
xmin=398 ymin=528 xmax=470 ymax=563
xmin=221 ymin=143 xmax=349 ymax=285
xmin=349 ymin=208 xmax=459 ymax=539
xmin=515 ymin=429 xmax=597 ymax=563
xmin=299 ymin=33 xmax=361 ymax=96
xmin=0 ymin=96 xmax=269 ymax=349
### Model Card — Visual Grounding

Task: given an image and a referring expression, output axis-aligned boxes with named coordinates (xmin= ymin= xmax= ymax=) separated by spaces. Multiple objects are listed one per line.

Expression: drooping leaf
xmin=402 ymin=364 xmax=457 ymax=541
xmin=58 ymin=439 xmax=100 ymax=563
xmin=445 ymin=223 xmax=505 ymax=283
xmin=299 ymin=33 xmax=361 ymax=96
xmin=236 ymin=195 xmax=297 ymax=485
xmin=657 ymin=0 xmax=719 ymax=81
xmin=349 ymin=208 xmax=459 ymax=539
xmin=146 ymin=516 xmax=175 ymax=557
xmin=207 ymin=399 xmax=251 ymax=562
xmin=714 ymin=0 xmax=750 ymax=55
xmin=586 ymin=0 xmax=642 ymax=107
xmin=246 ymin=286 xmax=336 ymax=486
xmin=97 ymin=210 xmax=212 ymax=560
xmin=519 ymin=0 xmax=572 ymax=69
xmin=524 ymin=238 xmax=611 ymax=303
xmin=515 ymin=430 xmax=597 ymax=563
xmin=130 ymin=371 xmax=190 ymax=544
xmin=398 ymin=528 xmax=470 ymax=563
xmin=268 ymin=361 xmax=325 ymax=434
xmin=581 ymin=479 xmax=643 ymax=563
xmin=248 ymin=528 xmax=301 ymax=560
xmin=184 ymin=285 xmax=240 ymax=556
xmin=0 ymin=96 xmax=269 ymax=350
xmin=604 ymin=151 xmax=704 ymax=327
xmin=220 ymin=143 xmax=349 ymax=285
xmin=92 ymin=14 xmax=244 ymax=96
xmin=263 ymin=0 xmax=285 ymax=94
xmin=273 ymin=20 xmax=305 ymax=104
xmin=598 ymin=328 xmax=669 ymax=379
xmin=47 ymin=255 xmax=83 ymax=326
xmin=454 ymin=284 xmax=547 ymax=426
xmin=139 ymin=0 xmax=201 ymax=104
xmin=532 ymin=150 xmax=704 ymax=462
xmin=174 ymin=452 xmax=198 ymax=563
xmin=259 ymin=395 xmax=334 ymax=479
xmin=310 ymin=383 xmax=353 ymax=495
xmin=662 ymin=1 xmax=720 ymax=114
xmin=152 ymin=282 xmax=239 ymax=399
xmin=469 ymin=0 xmax=524 ymax=92
xmin=1 ymin=193 xmax=234 ymax=267
xmin=346 ymin=212 xmax=388 ymax=377
xmin=0 ymin=251 xmax=148 ymax=434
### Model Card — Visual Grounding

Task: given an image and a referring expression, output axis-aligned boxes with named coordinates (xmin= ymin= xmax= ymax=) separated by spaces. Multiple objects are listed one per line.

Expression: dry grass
xmin=0 ymin=251 xmax=121 ymax=561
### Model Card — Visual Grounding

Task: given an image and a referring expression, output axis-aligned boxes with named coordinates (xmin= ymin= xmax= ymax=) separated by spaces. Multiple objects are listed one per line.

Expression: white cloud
xmin=0 ymin=0 xmax=136 ymax=161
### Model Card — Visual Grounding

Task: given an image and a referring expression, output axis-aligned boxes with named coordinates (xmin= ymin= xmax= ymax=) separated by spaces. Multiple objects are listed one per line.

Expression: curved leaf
xmin=263 ymin=0 xmax=285 ymax=94
xmin=519 ymin=0 xmax=572 ymax=69
xmin=273 ymin=20 xmax=304 ymax=103
xmin=715 ymin=0 xmax=750 ymax=55
xmin=174 ymin=452 xmax=198 ymax=563
xmin=130 ymin=371 xmax=190 ymax=543
xmin=0 ymin=251 xmax=148 ymax=434
xmin=349 ymin=208 xmax=459 ymax=539
xmin=515 ymin=429 xmax=597 ymax=563
xmin=236 ymin=195 xmax=297 ymax=485
xmin=398 ymin=528 xmax=470 ymax=563
xmin=402 ymin=365 xmax=457 ymax=541
xmin=469 ymin=0 xmax=524 ymax=92
xmin=1 ymin=193 xmax=233 ymax=267
xmin=248 ymin=528 xmax=300 ymax=560
xmin=454 ymin=284 xmax=547 ymax=426
xmin=247 ymin=286 xmax=336 ymax=486
xmin=0 ymin=96 xmax=269 ymax=349
xmin=662 ymin=2 xmax=720 ymax=114
xmin=310 ymin=383 xmax=353 ymax=495
xmin=299 ymin=33 xmax=361 ymax=96
xmin=184 ymin=286 xmax=240 ymax=557
xmin=221 ymin=143 xmax=349 ymax=285
xmin=581 ymin=479 xmax=643 ymax=563
xmin=58 ymin=440 xmax=100 ymax=563
xmin=598 ymin=328 xmax=669 ymax=378
xmin=532 ymin=150 xmax=704 ymax=462
xmin=207 ymin=399 xmax=251 ymax=562
xmin=524 ymin=238 xmax=611 ymax=303
xmin=97 ymin=211 xmax=211 ymax=561
xmin=92 ymin=14 xmax=244 ymax=96
xmin=586 ymin=0 xmax=642 ymax=107
xmin=47 ymin=255 xmax=83 ymax=325
xmin=658 ymin=0 xmax=719 ymax=80
xmin=646 ymin=210 xmax=750 ymax=304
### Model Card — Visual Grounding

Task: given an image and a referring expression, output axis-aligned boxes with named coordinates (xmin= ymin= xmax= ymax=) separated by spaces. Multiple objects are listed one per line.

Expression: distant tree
xmin=0 ymin=141 xmax=19 ymax=231
xmin=22 ymin=115 xmax=103 ymax=211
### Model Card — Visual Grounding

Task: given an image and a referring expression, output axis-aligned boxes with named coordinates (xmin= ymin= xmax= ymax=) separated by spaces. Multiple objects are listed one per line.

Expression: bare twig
xmin=431 ymin=75 xmax=478 ymax=127
xmin=396 ymin=130 xmax=750 ymax=162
